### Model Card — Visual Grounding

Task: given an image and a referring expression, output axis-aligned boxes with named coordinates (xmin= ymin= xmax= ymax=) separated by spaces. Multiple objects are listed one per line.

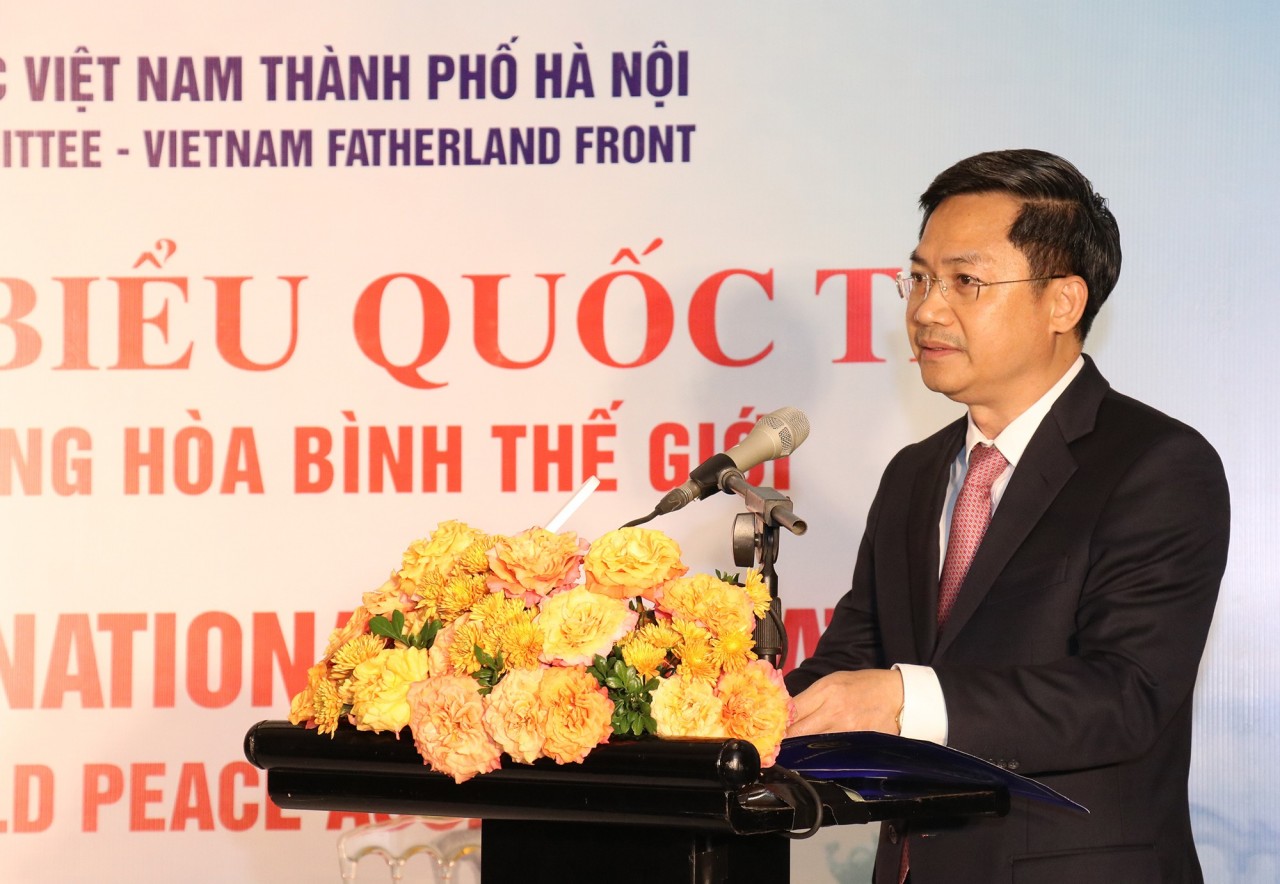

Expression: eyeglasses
xmin=895 ymin=271 xmax=1066 ymax=306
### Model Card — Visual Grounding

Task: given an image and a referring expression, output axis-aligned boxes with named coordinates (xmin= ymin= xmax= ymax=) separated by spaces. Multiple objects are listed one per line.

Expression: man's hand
xmin=787 ymin=669 xmax=904 ymax=737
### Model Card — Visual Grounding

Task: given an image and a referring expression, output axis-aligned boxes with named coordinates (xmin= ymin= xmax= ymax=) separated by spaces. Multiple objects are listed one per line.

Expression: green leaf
xmin=369 ymin=616 xmax=398 ymax=641
xmin=413 ymin=619 xmax=443 ymax=649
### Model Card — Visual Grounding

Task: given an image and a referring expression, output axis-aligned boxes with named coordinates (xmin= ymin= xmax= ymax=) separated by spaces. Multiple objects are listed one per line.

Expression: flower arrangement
xmin=288 ymin=521 xmax=795 ymax=783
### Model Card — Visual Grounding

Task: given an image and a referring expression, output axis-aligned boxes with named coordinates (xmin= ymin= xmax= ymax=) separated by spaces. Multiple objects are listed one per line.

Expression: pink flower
xmin=407 ymin=676 xmax=503 ymax=784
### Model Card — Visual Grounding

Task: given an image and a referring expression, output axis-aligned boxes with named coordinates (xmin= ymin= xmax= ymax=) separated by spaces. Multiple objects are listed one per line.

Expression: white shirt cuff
xmin=892 ymin=663 xmax=948 ymax=745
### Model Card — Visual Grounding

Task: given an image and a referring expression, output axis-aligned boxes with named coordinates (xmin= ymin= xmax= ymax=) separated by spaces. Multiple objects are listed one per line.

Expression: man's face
xmin=906 ymin=191 xmax=1069 ymax=422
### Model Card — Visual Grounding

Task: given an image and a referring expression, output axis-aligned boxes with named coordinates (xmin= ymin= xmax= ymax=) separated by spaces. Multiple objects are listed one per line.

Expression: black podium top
xmin=245 ymin=720 xmax=1015 ymax=836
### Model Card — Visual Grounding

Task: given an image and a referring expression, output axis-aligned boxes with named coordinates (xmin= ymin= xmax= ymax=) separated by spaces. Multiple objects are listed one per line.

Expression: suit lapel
xmin=907 ymin=420 xmax=964 ymax=662
xmin=930 ymin=357 xmax=1109 ymax=660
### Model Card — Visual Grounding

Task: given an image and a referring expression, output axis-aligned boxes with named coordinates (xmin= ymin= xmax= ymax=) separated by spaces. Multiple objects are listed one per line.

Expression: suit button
xmin=1007 ymin=760 xmax=1020 ymax=771
xmin=887 ymin=824 xmax=899 ymax=845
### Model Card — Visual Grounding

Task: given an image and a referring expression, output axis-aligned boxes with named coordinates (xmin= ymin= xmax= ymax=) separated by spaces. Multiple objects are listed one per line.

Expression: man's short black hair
xmin=920 ymin=149 xmax=1122 ymax=340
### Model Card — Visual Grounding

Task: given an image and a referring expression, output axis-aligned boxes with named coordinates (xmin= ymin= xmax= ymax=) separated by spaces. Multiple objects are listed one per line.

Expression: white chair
xmin=337 ymin=816 xmax=481 ymax=882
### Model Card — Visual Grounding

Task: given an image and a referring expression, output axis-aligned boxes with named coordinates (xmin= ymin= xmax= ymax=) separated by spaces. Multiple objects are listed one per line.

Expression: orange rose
xmin=716 ymin=660 xmax=793 ymax=767
xmin=362 ymin=573 xmax=414 ymax=618
xmin=538 ymin=666 xmax=614 ymax=765
xmin=483 ymin=667 xmax=549 ymax=764
xmin=659 ymin=573 xmax=755 ymax=637
xmin=487 ymin=527 xmax=586 ymax=604
xmin=408 ymin=675 xmax=503 ymax=783
xmin=322 ymin=606 xmax=373 ymax=662
xmin=583 ymin=528 xmax=687 ymax=601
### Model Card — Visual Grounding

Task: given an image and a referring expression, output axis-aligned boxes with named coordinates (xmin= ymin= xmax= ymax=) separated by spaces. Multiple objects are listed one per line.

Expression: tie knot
xmin=967 ymin=444 xmax=1008 ymax=487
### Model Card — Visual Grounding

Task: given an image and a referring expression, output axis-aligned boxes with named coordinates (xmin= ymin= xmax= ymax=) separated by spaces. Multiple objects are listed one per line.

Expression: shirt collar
xmin=963 ymin=355 xmax=1085 ymax=468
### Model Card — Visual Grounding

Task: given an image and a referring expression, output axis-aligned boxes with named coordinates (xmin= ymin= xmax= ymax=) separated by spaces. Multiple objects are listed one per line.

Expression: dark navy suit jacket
xmin=787 ymin=357 xmax=1230 ymax=884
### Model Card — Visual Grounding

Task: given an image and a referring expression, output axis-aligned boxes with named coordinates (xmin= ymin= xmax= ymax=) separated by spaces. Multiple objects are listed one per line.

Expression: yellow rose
xmin=347 ymin=647 xmax=431 ymax=733
xmin=488 ymin=527 xmax=586 ymax=603
xmin=399 ymin=520 xmax=487 ymax=584
xmin=538 ymin=666 xmax=614 ymax=765
xmin=716 ymin=660 xmax=793 ymax=767
xmin=651 ymin=674 xmax=726 ymax=739
xmin=583 ymin=528 xmax=687 ymax=600
xmin=537 ymin=586 xmax=638 ymax=667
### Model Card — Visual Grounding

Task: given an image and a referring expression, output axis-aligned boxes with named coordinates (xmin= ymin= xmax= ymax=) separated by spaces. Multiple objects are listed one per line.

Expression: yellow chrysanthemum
xmin=311 ymin=675 xmax=345 ymax=737
xmin=710 ymin=627 xmax=757 ymax=673
xmin=742 ymin=569 xmax=772 ymax=620
xmin=494 ymin=616 xmax=545 ymax=670
xmin=410 ymin=570 xmax=447 ymax=621
xmin=467 ymin=591 xmax=525 ymax=626
xmin=445 ymin=619 xmax=489 ymax=675
xmin=622 ymin=638 xmax=668 ymax=679
xmin=670 ymin=617 xmax=714 ymax=647
xmin=438 ymin=574 xmax=489 ymax=622
xmin=636 ymin=621 xmax=682 ymax=651
xmin=672 ymin=622 xmax=720 ymax=684
xmin=456 ymin=537 xmax=496 ymax=575
xmin=330 ymin=634 xmax=388 ymax=680
xmin=287 ymin=661 xmax=330 ymax=726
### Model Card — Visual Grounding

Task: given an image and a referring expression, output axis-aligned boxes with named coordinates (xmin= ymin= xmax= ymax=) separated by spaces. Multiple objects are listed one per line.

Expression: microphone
xmin=655 ymin=407 xmax=810 ymax=515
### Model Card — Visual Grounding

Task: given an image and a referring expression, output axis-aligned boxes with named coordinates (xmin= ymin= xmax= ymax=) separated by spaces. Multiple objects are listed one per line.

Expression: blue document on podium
xmin=778 ymin=731 xmax=1086 ymax=812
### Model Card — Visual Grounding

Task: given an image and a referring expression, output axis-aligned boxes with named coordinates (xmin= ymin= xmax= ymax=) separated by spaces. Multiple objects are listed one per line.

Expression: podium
xmin=245 ymin=720 xmax=1045 ymax=883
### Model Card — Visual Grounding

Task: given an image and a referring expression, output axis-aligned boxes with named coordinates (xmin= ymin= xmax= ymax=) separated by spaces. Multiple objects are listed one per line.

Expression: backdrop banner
xmin=2 ymin=3 xmax=1276 ymax=881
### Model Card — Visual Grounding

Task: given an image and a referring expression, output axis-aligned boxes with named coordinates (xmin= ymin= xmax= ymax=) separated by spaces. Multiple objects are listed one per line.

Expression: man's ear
xmin=1050 ymin=276 xmax=1088 ymax=334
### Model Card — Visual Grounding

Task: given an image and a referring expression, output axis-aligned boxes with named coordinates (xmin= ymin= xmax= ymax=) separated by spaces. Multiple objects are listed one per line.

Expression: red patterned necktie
xmin=937 ymin=442 xmax=1008 ymax=629
xmin=899 ymin=445 xmax=1008 ymax=884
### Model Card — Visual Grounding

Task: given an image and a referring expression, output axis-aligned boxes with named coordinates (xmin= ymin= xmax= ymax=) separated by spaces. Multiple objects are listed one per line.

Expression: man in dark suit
xmin=785 ymin=149 xmax=1230 ymax=883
